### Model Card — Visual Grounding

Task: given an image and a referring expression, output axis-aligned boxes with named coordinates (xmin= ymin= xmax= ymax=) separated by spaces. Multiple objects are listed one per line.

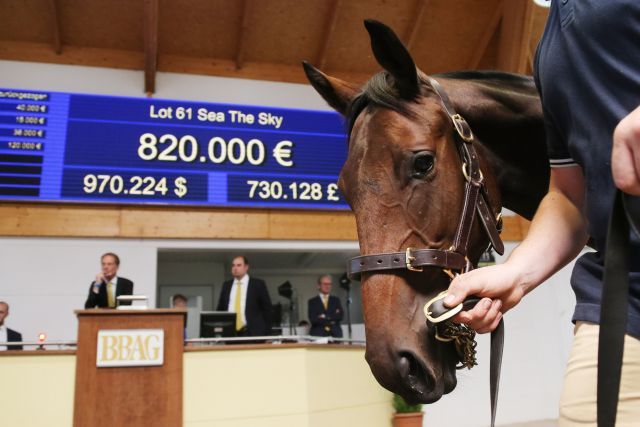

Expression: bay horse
xmin=303 ymin=20 xmax=549 ymax=404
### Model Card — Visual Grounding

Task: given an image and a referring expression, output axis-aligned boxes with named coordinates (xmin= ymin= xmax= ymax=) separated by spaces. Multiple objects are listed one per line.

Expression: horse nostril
xmin=397 ymin=351 xmax=433 ymax=394
xmin=398 ymin=351 xmax=419 ymax=378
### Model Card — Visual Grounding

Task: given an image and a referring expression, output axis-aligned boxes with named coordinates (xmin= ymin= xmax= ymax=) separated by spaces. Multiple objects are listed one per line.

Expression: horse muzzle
xmin=364 ymin=331 xmax=458 ymax=404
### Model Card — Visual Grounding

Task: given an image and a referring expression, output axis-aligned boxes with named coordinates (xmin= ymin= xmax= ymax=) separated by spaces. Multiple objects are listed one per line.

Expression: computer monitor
xmin=199 ymin=311 xmax=237 ymax=338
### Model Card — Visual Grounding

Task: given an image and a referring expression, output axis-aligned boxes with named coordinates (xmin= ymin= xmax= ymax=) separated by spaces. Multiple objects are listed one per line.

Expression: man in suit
xmin=217 ymin=256 xmax=272 ymax=337
xmin=84 ymin=252 xmax=134 ymax=309
xmin=0 ymin=301 xmax=23 ymax=350
xmin=308 ymin=274 xmax=344 ymax=338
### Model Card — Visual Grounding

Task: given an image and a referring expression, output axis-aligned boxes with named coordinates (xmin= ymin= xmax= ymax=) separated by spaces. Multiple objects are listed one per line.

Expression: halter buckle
xmin=405 ymin=247 xmax=423 ymax=272
xmin=451 ymin=114 xmax=474 ymax=143
xmin=462 ymin=162 xmax=484 ymax=184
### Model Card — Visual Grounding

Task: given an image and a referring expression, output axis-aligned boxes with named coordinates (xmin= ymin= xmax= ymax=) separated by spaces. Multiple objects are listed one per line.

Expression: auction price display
xmin=0 ymin=88 xmax=349 ymax=209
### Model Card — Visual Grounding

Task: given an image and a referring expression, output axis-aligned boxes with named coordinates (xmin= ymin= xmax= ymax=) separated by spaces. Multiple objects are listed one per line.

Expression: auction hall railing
xmin=0 ymin=335 xmax=366 ymax=351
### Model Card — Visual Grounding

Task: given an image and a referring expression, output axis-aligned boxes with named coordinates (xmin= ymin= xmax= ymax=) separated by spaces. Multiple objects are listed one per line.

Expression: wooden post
xmin=73 ymin=309 xmax=185 ymax=427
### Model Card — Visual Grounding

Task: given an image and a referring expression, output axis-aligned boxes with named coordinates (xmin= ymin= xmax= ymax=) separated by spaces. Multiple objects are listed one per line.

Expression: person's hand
xmin=612 ymin=105 xmax=640 ymax=196
xmin=92 ymin=273 xmax=105 ymax=293
xmin=95 ymin=273 xmax=105 ymax=284
xmin=443 ymin=263 xmax=526 ymax=333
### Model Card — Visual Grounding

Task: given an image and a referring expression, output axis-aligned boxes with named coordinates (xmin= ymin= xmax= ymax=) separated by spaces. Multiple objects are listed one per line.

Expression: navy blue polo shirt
xmin=534 ymin=0 xmax=640 ymax=337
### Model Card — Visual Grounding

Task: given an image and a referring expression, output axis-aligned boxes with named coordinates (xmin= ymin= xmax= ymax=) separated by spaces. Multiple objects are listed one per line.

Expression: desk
xmin=0 ymin=343 xmax=392 ymax=427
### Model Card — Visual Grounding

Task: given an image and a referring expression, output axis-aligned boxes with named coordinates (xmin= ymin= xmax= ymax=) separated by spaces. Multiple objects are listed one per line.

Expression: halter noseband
xmin=347 ymin=77 xmax=504 ymax=281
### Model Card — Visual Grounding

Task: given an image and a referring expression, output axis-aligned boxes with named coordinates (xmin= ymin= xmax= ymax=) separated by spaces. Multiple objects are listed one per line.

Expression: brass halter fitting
xmin=451 ymin=114 xmax=474 ymax=142
xmin=462 ymin=162 xmax=484 ymax=184
xmin=405 ymin=247 xmax=423 ymax=272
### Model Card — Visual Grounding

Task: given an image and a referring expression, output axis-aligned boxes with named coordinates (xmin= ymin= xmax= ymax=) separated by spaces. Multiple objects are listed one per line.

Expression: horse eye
xmin=411 ymin=153 xmax=435 ymax=179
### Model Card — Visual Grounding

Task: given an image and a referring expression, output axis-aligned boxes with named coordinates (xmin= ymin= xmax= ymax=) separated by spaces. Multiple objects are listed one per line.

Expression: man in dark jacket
xmin=84 ymin=252 xmax=133 ymax=309
xmin=0 ymin=301 xmax=23 ymax=350
xmin=217 ymin=256 xmax=272 ymax=337
xmin=308 ymin=274 xmax=343 ymax=338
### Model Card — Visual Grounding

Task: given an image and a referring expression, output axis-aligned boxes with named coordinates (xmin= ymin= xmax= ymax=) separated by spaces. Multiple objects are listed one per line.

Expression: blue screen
xmin=0 ymin=88 xmax=350 ymax=210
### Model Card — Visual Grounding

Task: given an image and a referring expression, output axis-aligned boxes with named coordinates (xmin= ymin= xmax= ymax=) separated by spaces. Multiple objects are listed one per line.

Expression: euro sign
xmin=273 ymin=140 xmax=293 ymax=167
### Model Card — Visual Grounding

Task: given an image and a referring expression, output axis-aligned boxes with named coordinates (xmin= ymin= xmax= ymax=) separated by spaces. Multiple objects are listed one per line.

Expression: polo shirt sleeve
xmin=533 ymin=47 xmax=577 ymax=170
xmin=542 ymin=104 xmax=577 ymax=168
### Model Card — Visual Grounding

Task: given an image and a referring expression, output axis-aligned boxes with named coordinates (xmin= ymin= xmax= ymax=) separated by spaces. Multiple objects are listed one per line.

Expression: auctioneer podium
xmin=73 ymin=309 xmax=186 ymax=427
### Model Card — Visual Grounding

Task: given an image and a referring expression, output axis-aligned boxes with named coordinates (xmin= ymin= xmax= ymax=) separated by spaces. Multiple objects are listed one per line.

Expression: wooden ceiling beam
xmin=143 ymin=0 xmax=158 ymax=94
xmin=0 ymin=41 xmax=145 ymax=69
xmin=48 ymin=0 xmax=62 ymax=54
xmin=496 ymin=0 xmax=535 ymax=73
xmin=160 ymin=54 xmax=371 ymax=84
xmin=405 ymin=0 xmax=428 ymax=51
xmin=467 ymin=4 xmax=503 ymax=69
xmin=316 ymin=0 xmax=341 ymax=70
xmin=235 ymin=0 xmax=253 ymax=70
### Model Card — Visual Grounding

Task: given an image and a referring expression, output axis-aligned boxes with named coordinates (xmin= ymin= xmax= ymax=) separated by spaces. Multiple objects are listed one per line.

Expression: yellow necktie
xmin=234 ymin=281 xmax=243 ymax=331
xmin=322 ymin=295 xmax=328 ymax=310
xmin=107 ymin=282 xmax=115 ymax=308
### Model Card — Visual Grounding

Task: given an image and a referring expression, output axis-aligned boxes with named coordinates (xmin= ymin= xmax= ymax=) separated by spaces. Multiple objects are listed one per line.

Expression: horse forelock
xmin=346 ymin=70 xmax=436 ymax=139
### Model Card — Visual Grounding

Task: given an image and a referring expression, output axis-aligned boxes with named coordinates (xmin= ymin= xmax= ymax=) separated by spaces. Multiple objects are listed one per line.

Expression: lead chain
xmin=437 ymin=321 xmax=478 ymax=370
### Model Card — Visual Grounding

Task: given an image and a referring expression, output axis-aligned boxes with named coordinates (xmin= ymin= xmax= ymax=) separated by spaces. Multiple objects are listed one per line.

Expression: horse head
xmin=303 ymin=20 xmax=548 ymax=403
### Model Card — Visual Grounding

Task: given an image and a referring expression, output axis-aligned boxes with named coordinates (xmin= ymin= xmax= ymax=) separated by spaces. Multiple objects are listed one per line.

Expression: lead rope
xmin=597 ymin=190 xmax=638 ymax=427
xmin=424 ymin=291 xmax=504 ymax=427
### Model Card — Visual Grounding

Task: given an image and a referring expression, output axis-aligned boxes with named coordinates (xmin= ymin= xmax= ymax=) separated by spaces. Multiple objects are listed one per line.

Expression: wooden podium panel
xmin=74 ymin=309 xmax=185 ymax=427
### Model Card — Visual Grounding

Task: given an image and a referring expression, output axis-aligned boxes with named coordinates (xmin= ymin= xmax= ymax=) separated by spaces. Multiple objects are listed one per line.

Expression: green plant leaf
xmin=392 ymin=393 xmax=423 ymax=413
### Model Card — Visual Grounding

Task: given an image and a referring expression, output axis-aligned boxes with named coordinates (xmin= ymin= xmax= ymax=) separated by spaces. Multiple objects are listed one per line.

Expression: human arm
xmin=8 ymin=329 xmax=23 ymax=351
xmin=84 ymin=280 xmax=103 ymax=308
xmin=612 ymin=105 xmax=640 ymax=196
xmin=308 ymin=298 xmax=323 ymax=327
xmin=331 ymin=297 xmax=344 ymax=322
xmin=444 ymin=166 xmax=589 ymax=333
xmin=216 ymin=282 xmax=228 ymax=311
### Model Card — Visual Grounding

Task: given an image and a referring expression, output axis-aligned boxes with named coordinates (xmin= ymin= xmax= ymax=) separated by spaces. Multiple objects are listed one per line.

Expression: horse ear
xmin=302 ymin=61 xmax=359 ymax=116
xmin=364 ymin=19 xmax=419 ymax=99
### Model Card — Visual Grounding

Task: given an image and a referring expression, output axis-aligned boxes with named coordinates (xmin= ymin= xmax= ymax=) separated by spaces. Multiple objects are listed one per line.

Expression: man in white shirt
xmin=216 ymin=256 xmax=272 ymax=337
xmin=0 ymin=301 xmax=23 ymax=350
xmin=84 ymin=252 xmax=134 ymax=309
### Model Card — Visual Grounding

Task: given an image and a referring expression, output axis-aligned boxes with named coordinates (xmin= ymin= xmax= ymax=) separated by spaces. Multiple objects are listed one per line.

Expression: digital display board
xmin=0 ymin=88 xmax=350 ymax=210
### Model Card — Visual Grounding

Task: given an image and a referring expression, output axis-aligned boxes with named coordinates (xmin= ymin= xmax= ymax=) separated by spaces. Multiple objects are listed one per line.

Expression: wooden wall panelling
xmin=119 ymin=206 xmax=271 ymax=239
xmin=496 ymin=0 xmax=535 ymax=73
xmin=0 ymin=204 xmax=528 ymax=241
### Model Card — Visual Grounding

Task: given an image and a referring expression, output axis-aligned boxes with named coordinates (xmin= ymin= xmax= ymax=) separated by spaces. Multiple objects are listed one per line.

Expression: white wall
xmin=0 ymin=237 xmax=360 ymax=342
xmin=0 ymin=237 xmax=158 ymax=341
xmin=0 ymin=60 xmax=579 ymax=425
xmin=0 ymin=60 xmax=334 ymax=110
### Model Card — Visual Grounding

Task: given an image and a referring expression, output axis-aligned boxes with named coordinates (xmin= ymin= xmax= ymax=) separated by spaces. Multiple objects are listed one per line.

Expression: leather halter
xmin=344 ymin=77 xmax=506 ymax=427
xmin=347 ymin=77 xmax=504 ymax=281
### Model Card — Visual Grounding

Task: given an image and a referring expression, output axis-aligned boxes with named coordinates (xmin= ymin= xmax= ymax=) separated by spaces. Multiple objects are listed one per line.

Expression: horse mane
xmin=346 ymin=70 xmax=537 ymax=138
xmin=436 ymin=70 xmax=535 ymax=92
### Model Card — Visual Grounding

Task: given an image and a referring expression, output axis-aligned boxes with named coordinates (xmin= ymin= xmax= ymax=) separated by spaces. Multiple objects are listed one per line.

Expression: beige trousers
xmin=559 ymin=322 xmax=640 ymax=426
